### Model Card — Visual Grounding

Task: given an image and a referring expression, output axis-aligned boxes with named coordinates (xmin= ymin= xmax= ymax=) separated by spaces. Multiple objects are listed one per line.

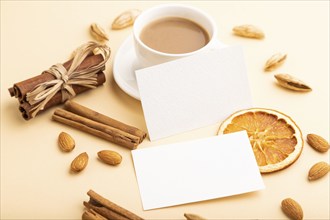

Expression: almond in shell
xmin=232 ymin=24 xmax=265 ymax=39
xmin=264 ymin=53 xmax=287 ymax=71
xmin=58 ymin=132 xmax=75 ymax=152
xmin=98 ymin=150 xmax=122 ymax=166
xmin=274 ymin=74 xmax=312 ymax=92
xmin=307 ymin=134 xmax=329 ymax=153
xmin=184 ymin=213 xmax=206 ymax=220
xmin=90 ymin=23 xmax=109 ymax=42
xmin=112 ymin=9 xmax=141 ymax=30
xmin=281 ymin=198 xmax=303 ymax=220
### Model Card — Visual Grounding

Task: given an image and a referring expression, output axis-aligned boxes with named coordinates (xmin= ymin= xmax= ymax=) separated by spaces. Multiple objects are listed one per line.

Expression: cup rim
xmin=133 ymin=4 xmax=218 ymax=57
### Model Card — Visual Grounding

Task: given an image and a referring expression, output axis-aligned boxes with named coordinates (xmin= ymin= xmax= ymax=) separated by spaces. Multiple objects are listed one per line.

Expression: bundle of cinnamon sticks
xmin=8 ymin=42 xmax=109 ymax=120
xmin=83 ymin=190 xmax=144 ymax=220
xmin=52 ymin=101 xmax=146 ymax=149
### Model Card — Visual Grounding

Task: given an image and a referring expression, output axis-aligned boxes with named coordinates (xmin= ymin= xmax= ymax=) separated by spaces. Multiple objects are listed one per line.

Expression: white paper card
xmin=132 ymin=131 xmax=265 ymax=210
xmin=136 ymin=46 xmax=252 ymax=141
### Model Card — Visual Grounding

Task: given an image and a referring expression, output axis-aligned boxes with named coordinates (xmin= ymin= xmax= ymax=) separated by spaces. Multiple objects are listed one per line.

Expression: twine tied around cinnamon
xmin=26 ymin=42 xmax=110 ymax=118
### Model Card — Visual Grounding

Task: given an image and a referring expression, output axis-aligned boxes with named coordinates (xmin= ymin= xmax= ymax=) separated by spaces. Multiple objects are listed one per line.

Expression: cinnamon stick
xmin=9 ymin=54 xmax=104 ymax=101
xmin=82 ymin=209 xmax=107 ymax=220
xmin=64 ymin=100 xmax=146 ymax=143
xmin=8 ymin=87 xmax=15 ymax=97
xmin=8 ymin=53 xmax=107 ymax=120
xmin=83 ymin=202 xmax=130 ymax=220
xmin=85 ymin=190 xmax=144 ymax=220
xmin=19 ymin=72 xmax=105 ymax=120
xmin=52 ymin=108 xmax=140 ymax=149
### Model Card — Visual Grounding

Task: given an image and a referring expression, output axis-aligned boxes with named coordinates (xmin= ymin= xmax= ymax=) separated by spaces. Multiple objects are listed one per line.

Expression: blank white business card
xmin=132 ymin=131 xmax=265 ymax=210
xmin=136 ymin=46 xmax=252 ymax=141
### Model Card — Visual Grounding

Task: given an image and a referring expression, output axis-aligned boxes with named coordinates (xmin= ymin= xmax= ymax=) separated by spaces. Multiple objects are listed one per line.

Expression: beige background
xmin=1 ymin=1 xmax=329 ymax=219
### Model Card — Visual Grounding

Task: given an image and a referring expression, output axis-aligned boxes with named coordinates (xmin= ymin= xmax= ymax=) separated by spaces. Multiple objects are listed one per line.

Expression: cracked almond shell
xmin=233 ymin=24 xmax=265 ymax=39
xmin=112 ymin=9 xmax=141 ymax=30
xmin=274 ymin=74 xmax=312 ymax=92
xmin=264 ymin=53 xmax=287 ymax=71
xmin=90 ymin=23 xmax=109 ymax=42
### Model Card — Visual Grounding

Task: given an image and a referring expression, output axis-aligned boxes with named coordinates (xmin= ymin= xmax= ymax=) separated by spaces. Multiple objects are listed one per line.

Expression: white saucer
xmin=113 ymin=35 xmax=226 ymax=100
xmin=113 ymin=34 xmax=142 ymax=100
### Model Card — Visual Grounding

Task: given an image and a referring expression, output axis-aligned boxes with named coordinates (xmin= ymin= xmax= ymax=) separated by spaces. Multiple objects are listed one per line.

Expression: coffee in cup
xmin=133 ymin=4 xmax=221 ymax=68
xmin=140 ymin=17 xmax=210 ymax=54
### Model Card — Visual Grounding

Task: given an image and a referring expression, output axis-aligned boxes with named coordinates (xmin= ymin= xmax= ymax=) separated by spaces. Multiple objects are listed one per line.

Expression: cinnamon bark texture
xmin=9 ymin=54 xmax=104 ymax=101
xmin=83 ymin=190 xmax=144 ymax=220
xmin=8 ymin=42 xmax=110 ymax=120
xmin=19 ymin=72 xmax=105 ymax=120
xmin=82 ymin=208 xmax=107 ymax=220
xmin=64 ymin=101 xmax=147 ymax=142
xmin=52 ymin=101 xmax=146 ymax=149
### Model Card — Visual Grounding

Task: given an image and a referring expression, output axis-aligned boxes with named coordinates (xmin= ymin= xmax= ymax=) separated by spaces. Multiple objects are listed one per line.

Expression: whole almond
xmin=184 ymin=213 xmax=206 ymax=220
xmin=264 ymin=53 xmax=287 ymax=71
xmin=71 ymin=152 xmax=89 ymax=172
xmin=281 ymin=198 xmax=303 ymax=220
xmin=58 ymin=132 xmax=75 ymax=152
xmin=274 ymin=74 xmax=312 ymax=92
xmin=307 ymin=134 xmax=329 ymax=153
xmin=112 ymin=9 xmax=141 ymax=30
xmin=232 ymin=24 xmax=265 ymax=39
xmin=308 ymin=161 xmax=330 ymax=181
xmin=98 ymin=150 xmax=122 ymax=166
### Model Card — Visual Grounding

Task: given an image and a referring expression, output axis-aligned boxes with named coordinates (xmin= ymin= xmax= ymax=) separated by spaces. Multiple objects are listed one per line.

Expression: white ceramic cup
xmin=133 ymin=4 xmax=220 ymax=68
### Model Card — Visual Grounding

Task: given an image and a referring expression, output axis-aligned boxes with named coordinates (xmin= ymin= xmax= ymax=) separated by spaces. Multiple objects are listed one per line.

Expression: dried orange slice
xmin=217 ymin=108 xmax=303 ymax=173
